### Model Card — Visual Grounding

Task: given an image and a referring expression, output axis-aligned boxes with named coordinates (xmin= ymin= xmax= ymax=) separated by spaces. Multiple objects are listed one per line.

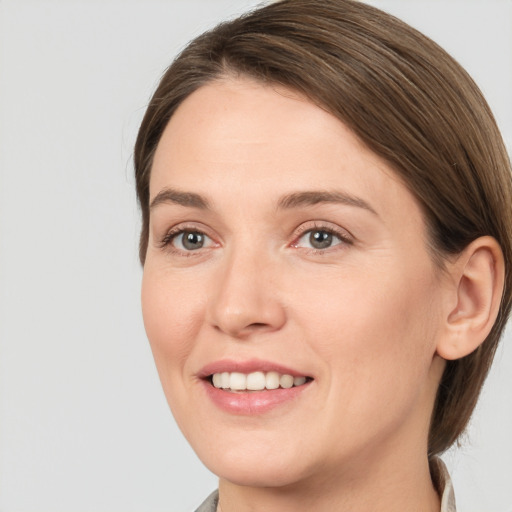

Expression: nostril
xmin=248 ymin=322 xmax=268 ymax=329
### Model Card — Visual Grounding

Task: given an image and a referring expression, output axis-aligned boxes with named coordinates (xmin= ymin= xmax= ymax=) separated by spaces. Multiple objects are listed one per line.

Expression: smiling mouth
xmin=208 ymin=371 xmax=313 ymax=392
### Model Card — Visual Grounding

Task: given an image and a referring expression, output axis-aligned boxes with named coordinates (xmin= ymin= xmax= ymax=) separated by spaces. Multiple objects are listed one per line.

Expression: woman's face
xmin=142 ymin=77 xmax=447 ymax=487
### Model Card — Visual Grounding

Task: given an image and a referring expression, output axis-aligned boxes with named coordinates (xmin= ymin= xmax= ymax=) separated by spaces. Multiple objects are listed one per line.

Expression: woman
xmin=134 ymin=1 xmax=512 ymax=510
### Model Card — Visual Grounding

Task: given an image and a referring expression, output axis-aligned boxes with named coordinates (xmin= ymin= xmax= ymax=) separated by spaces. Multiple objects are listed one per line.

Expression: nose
xmin=207 ymin=248 xmax=287 ymax=339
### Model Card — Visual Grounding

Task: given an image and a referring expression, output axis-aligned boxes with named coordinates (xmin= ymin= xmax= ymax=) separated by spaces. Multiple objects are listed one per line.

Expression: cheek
xmin=302 ymin=263 xmax=441 ymax=413
xmin=141 ymin=267 xmax=206 ymax=379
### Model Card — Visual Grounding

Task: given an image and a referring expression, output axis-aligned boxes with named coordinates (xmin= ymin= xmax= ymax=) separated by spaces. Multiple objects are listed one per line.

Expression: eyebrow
xmin=277 ymin=190 xmax=378 ymax=215
xmin=150 ymin=187 xmax=377 ymax=216
xmin=150 ymin=188 xmax=210 ymax=210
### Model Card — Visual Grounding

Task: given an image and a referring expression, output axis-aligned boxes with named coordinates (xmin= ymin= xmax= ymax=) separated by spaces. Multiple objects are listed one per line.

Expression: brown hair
xmin=134 ymin=0 xmax=512 ymax=456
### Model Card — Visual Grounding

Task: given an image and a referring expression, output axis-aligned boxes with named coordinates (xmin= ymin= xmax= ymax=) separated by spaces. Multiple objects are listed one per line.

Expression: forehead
xmin=150 ymin=77 xmax=420 ymax=225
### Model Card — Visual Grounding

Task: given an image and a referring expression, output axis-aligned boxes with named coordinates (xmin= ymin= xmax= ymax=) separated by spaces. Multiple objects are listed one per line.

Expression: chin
xmin=214 ymin=462 xmax=307 ymax=489
xmin=197 ymin=441 xmax=312 ymax=488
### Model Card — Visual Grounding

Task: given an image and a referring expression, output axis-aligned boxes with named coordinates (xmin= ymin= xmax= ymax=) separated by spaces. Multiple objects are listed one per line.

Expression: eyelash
xmin=159 ymin=222 xmax=353 ymax=256
xmin=291 ymin=222 xmax=353 ymax=253
xmin=159 ymin=225 xmax=216 ymax=257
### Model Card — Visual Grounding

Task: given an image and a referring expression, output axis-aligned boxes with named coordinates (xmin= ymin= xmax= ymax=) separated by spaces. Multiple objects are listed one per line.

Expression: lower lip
xmin=201 ymin=380 xmax=311 ymax=415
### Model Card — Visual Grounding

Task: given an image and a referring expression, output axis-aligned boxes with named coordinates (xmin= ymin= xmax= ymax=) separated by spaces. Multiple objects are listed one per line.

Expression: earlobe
xmin=437 ymin=236 xmax=505 ymax=361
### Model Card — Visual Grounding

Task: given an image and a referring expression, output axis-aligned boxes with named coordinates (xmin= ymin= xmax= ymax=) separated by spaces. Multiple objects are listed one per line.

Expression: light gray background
xmin=0 ymin=1 xmax=511 ymax=511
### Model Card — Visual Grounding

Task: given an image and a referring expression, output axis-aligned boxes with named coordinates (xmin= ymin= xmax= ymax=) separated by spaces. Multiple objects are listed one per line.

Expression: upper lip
xmin=198 ymin=358 xmax=312 ymax=379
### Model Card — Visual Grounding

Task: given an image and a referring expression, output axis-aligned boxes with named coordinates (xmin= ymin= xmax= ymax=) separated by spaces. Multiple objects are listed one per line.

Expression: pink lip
xmin=197 ymin=359 xmax=313 ymax=415
xmin=201 ymin=382 xmax=311 ymax=415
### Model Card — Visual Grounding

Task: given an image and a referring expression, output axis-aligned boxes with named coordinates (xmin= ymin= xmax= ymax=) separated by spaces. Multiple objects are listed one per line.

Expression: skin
xmin=141 ymin=77 xmax=457 ymax=512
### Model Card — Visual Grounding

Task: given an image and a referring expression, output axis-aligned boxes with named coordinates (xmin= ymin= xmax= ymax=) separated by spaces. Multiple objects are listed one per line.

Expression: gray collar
xmin=195 ymin=490 xmax=218 ymax=512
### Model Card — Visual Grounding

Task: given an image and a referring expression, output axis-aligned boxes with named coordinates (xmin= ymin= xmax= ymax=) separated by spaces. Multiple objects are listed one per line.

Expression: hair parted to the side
xmin=134 ymin=0 xmax=512 ymax=457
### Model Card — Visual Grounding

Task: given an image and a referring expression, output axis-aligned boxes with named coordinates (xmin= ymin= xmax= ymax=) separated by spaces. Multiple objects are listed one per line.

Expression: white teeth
xmin=280 ymin=374 xmax=294 ymax=389
xmin=212 ymin=373 xmax=222 ymax=388
xmin=221 ymin=372 xmax=230 ymax=388
xmin=246 ymin=371 xmax=266 ymax=390
xmin=293 ymin=376 xmax=306 ymax=386
xmin=229 ymin=372 xmax=246 ymax=390
xmin=266 ymin=371 xmax=280 ymax=389
xmin=211 ymin=371 xmax=309 ymax=391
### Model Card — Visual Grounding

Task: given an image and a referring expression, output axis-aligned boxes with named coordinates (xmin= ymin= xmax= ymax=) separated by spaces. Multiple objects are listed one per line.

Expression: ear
xmin=436 ymin=236 xmax=505 ymax=360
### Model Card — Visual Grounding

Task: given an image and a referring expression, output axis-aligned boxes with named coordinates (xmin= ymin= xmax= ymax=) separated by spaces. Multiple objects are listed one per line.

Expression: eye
xmin=294 ymin=227 xmax=350 ymax=251
xmin=306 ymin=230 xmax=336 ymax=249
xmin=167 ymin=230 xmax=214 ymax=252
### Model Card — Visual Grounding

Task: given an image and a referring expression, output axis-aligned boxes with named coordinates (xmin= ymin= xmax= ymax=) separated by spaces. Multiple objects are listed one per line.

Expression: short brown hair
xmin=134 ymin=0 xmax=512 ymax=456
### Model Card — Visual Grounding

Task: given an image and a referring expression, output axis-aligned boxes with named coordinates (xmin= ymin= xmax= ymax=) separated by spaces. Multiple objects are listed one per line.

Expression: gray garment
xmin=194 ymin=458 xmax=456 ymax=512
xmin=195 ymin=490 xmax=218 ymax=512
xmin=432 ymin=457 xmax=457 ymax=512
